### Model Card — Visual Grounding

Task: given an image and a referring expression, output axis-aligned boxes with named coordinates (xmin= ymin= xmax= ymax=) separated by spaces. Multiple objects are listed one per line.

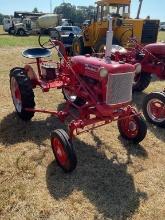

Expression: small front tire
xmin=51 ymin=129 xmax=77 ymax=172
xmin=118 ymin=115 xmax=147 ymax=144
xmin=133 ymin=72 xmax=151 ymax=92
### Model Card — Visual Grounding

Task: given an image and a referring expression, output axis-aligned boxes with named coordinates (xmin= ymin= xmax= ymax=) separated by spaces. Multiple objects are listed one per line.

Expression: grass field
xmin=0 ymin=26 xmax=165 ymax=220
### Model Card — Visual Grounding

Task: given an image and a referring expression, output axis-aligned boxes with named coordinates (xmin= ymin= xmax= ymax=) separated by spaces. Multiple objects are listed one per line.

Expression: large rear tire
xmin=10 ymin=67 xmax=35 ymax=121
xmin=143 ymin=92 xmax=165 ymax=127
xmin=51 ymin=129 xmax=77 ymax=173
xmin=133 ymin=72 xmax=151 ymax=92
xmin=72 ymin=36 xmax=92 ymax=55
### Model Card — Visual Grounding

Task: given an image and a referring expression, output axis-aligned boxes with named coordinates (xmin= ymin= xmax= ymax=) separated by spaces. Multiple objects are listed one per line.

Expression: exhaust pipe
xmin=105 ymin=16 xmax=113 ymax=63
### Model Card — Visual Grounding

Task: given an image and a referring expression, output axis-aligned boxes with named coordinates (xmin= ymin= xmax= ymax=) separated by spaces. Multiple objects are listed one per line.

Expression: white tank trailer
xmin=13 ymin=14 xmax=60 ymax=36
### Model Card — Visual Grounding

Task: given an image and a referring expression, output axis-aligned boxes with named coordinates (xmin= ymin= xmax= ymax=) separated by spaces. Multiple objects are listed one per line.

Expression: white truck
xmin=3 ymin=17 xmax=21 ymax=34
xmin=3 ymin=14 xmax=60 ymax=36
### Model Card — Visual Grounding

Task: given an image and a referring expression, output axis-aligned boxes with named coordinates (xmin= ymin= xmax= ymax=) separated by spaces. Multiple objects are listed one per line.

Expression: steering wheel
xmin=38 ymin=28 xmax=61 ymax=49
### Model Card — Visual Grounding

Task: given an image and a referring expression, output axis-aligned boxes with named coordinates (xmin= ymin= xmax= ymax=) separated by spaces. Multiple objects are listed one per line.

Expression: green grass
xmin=157 ymin=31 xmax=165 ymax=41
xmin=0 ymin=35 xmax=39 ymax=47
xmin=0 ymin=25 xmax=49 ymax=47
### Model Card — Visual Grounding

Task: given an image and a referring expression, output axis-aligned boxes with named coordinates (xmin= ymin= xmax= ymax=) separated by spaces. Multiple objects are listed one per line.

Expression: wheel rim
xmin=52 ymin=137 xmax=69 ymax=167
xmin=147 ymin=98 xmax=165 ymax=122
xmin=73 ymin=42 xmax=80 ymax=54
xmin=120 ymin=118 xmax=139 ymax=138
xmin=10 ymin=77 xmax=22 ymax=112
xmin=19 ymin=30 xmax=24 ymax=36
xmin=63 ymin=88 xmax=77 ymax=102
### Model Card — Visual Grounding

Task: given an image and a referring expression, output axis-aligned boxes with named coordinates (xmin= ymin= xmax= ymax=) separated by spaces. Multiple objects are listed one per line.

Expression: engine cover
xmin=71 ymin=55 xmax=135 ymax=80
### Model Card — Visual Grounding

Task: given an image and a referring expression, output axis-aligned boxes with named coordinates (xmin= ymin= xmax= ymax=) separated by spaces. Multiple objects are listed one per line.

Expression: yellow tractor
xmin=72 ymin=0 xmax=160 ymax=55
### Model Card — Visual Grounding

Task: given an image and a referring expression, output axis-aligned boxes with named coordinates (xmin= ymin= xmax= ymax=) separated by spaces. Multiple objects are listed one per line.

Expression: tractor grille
xmin=106 ymin=72 xmax=134 ymax=105
xmin=141 ymin=20 xmax=159 ymax=44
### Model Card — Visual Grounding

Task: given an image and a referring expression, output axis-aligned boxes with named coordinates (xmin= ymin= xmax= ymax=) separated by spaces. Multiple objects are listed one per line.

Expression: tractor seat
xmin=22 ymin=48 xmax=52 ymax=59
xmin=144 ymin=43 xmax=165 ymax=57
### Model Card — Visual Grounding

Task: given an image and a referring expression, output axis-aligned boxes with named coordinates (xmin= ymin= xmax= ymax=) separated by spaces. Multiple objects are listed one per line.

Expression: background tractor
xmin=72 ymin=0 xmax=160 ymax=55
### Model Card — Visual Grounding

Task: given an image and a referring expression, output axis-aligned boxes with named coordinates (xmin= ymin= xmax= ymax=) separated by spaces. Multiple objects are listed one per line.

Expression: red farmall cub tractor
xmin=10 ymin=20 xmax=147 ymax=173
xmin=112 ymin=39 xmax=165 ymax=127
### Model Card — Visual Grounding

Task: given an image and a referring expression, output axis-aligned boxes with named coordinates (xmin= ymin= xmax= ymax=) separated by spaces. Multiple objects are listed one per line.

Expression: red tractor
xmin=142 ymin=89 xmax=165 ymax=127
xmin=10 ymin=30 xmax=147 ymax=173
xmin=110 ymin=39 xmax=165 ymax=127
xmin=112 ymin=39 xmax=165 ymax=91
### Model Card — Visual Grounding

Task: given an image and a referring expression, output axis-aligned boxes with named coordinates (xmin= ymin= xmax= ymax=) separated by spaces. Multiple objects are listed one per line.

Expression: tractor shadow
xmin=0 ymin=112 xmax=66 ymax=147
xmin=91 ymin=130 xmax=148 ymax=161
xmin=132 ymin=92 xmax=165 ymax=143
xmin=46 ymin=137 xmax=147 ymax=219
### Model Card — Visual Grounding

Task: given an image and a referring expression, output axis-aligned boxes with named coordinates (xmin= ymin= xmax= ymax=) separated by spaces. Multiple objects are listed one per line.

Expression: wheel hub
xmin=53 ymin=138 xmax=68 ymax=166
xmin=147 ymin=99 xmax=165 ymax=122
xmin=128 ymin=121 xmax=137 ymax=131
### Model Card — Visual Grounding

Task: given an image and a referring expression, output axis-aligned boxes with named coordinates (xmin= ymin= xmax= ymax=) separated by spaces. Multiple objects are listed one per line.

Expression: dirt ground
xmin=0 ymin=47 xmax=165 ymax=220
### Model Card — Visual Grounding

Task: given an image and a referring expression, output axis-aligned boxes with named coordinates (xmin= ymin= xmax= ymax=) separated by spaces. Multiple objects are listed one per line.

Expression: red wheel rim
xmin=10 ymin=77 xmax=22 ymax=112
xmin=52 ymin=138 xmax=69 ymax=167
xmin=147 ymin=99 xmax=165 ymax=122
xmin=120 ymin=118 xmax=139 ymax=138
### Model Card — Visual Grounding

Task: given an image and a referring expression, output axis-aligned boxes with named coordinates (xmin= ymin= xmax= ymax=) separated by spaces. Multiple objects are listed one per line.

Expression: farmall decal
xmin=85 ymin=64 xmax=100 ymax=72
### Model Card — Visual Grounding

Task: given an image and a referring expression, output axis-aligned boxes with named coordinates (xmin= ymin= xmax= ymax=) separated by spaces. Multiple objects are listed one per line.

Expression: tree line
xmin=54 ymin=3 xmax=95 ymax=25
xmin=0 ymin=3 xmax=95 ymax=25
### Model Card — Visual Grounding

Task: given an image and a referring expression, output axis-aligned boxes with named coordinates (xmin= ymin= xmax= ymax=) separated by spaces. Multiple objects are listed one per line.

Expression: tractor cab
xmin=72 ymin=0 xmax=159 ymax=55
xmin=96 ymin=0 xmax=131 ymax=21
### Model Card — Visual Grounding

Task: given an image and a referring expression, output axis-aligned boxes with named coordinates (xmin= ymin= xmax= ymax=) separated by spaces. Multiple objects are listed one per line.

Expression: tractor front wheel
xmin=118 ymin=114 xmax=147 ymax=144
xmin=51 ymin=129 xmax=77 ymax=172
xmin=10 ymin=67 xmax=35 ymax=121
xmin=143 ymin=92 xmax=165 ymax=127
xmin=133 ymin=72 xmax=151 ymax=92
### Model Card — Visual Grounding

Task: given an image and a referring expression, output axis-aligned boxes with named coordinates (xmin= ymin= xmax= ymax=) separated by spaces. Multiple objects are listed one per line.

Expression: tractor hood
xmin=71 ymin=55 xmax=135 ymax=76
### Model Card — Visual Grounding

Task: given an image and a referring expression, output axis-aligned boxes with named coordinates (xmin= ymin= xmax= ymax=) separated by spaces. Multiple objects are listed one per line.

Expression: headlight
xmin=99 ymin=67 xmax=108 ymax=77
xmin=135 ymin=63 xmax=142 ymax=74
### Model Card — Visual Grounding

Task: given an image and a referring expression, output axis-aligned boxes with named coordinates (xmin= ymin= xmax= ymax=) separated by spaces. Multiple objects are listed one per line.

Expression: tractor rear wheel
xmin=62 ymin=87 xmax=86 ymax=106
xmin=10 ymin=67 xmax=35 ymax=121
xmin=143 ymin=92 xmax=165 ymax=127
xmin=51 ymin=129 xmax=77 ymax=172
xmin=118 ymin=115 xmax=147 ymax=144
xmin=72 ymin=36 xmax=92 ymax=55
xmin=133 ymin=72 xmax=151 ymax=92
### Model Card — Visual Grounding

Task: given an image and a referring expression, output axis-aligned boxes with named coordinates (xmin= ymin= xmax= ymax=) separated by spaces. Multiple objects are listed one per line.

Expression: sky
xmin=0 ymin=0 xmax=165 ymax=21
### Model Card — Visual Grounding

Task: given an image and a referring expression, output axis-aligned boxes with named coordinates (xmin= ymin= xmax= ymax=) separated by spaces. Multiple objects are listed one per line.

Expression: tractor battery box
xmin=41 ymin=63 xmax=57 ymax=81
